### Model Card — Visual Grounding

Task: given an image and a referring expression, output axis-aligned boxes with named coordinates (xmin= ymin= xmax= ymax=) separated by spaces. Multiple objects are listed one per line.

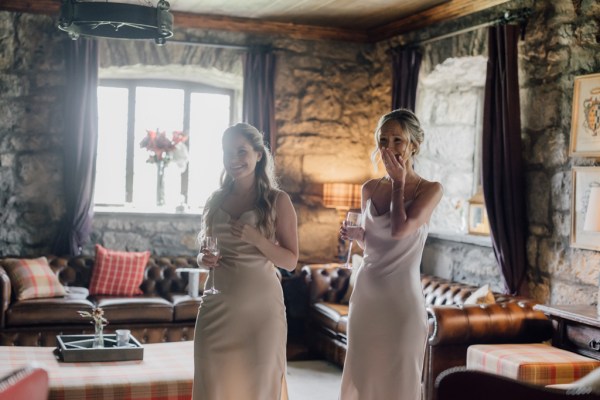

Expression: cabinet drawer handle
xmin=589 ymin=340 xmax=600 ymax=351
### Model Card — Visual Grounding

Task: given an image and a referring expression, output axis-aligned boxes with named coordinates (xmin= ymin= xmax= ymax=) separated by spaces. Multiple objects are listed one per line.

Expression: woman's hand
xmin=230 ymin=220 xmax=263 ymax=246
xmin=197 ymin=250 xmax=220 ymax=268
xmin=340 ymin=221 xmax=365 ymax=242
xmin=381 ymin=147 xmax=407 ymax=185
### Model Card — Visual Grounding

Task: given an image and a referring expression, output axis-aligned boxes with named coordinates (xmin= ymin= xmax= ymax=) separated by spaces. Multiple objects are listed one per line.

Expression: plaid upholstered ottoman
xmin=466 ymin=343 xmax=600 ymax=385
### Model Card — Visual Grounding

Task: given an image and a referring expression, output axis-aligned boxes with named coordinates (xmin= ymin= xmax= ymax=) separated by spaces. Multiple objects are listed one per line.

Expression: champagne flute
xmin=343 ymin=212 xmax=361 ymax=269
xmin=199 ymin=235 xmax=220 ymax=295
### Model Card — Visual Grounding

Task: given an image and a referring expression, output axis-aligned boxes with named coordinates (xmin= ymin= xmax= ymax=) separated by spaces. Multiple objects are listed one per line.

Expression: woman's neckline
xmin=218 ymin=207 xmax=255 ymax=220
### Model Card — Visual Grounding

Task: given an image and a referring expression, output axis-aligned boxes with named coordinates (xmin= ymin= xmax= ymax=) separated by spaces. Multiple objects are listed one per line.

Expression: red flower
xmin=140 ymin=129 xmax=188 ymax=164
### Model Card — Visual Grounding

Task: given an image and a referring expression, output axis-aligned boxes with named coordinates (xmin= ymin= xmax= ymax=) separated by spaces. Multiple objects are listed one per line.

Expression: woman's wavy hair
xmin=370 ymin=108 xmax=425 ymax=170
xmin=201 ymin=123 xmax=279 ymax=240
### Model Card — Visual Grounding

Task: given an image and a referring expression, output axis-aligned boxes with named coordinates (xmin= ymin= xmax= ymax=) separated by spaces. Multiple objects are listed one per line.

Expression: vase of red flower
xmin=140 ymin=129 xmax=189 ymax=207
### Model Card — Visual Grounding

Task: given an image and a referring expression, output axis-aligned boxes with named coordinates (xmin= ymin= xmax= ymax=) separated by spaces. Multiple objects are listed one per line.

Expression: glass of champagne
xmin=344 ymin=212 xmax=361 ymax=269
xmin=197 ymin=235 xmax=220 ymax=295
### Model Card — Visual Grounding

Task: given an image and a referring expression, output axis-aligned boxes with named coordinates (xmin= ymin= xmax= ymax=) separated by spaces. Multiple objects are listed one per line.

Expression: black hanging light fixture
xmin=58 ymin=0 xmax=174 ymax=45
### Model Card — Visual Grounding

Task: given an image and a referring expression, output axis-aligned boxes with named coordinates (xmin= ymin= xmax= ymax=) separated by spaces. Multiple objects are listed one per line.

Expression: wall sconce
xmin=323 ymin=183 xmax=361 ymax=220
xmin=584 ymin=186 xmax=600 ymax=233
xmin=467 ymin=186 xmax=490 ymax=236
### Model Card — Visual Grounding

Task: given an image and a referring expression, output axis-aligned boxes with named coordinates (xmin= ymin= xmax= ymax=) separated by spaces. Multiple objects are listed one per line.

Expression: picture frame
xmin=468 ymin=203 xmax=490 ymax=236
xmin=569 ymin=72 xmax=600 ymax=157
xmin=571 ymin=167 xmax=600 ymax=251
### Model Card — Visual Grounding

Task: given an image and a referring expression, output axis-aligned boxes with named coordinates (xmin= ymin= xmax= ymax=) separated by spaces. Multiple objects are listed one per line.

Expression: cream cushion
xmin=464 ymin=284 xmax=496 ymax=305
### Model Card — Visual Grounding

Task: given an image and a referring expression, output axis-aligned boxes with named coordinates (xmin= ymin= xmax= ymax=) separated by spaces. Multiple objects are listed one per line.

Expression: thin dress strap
xmin=410 ymin=177 xmax=423 ymax=201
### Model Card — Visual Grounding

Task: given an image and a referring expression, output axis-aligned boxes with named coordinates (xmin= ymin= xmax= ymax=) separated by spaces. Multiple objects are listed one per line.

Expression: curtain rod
xmin=168 ymin=39 xmax=251 ymax=51
xmin=401 ymin=7 xmax=532 ymax=48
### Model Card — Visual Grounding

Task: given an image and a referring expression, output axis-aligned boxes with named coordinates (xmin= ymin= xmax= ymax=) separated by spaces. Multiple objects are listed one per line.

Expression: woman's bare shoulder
xmin=417 ymin=179 xmax=443 ymax=199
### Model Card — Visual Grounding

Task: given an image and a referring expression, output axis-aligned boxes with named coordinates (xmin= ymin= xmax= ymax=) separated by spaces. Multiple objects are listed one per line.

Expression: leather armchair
xmin=0 ymin=366 xmax=49 ymax=400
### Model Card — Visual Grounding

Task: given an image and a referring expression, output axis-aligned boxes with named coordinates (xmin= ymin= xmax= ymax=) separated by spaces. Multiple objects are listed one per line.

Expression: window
xmin=94 ymin=80 xmax=233 ymax=212
xmin=415 ymin=56 xmax=488 ymax=235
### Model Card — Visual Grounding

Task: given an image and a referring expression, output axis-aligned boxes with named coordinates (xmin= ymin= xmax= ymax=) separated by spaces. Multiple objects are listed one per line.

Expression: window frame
xmin=96 ymin=78 xmax=235 ymax=210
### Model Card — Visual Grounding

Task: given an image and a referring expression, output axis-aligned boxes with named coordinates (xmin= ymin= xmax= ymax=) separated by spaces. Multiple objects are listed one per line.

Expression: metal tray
xmin=55 ymin=334 xmax=144 ymax=362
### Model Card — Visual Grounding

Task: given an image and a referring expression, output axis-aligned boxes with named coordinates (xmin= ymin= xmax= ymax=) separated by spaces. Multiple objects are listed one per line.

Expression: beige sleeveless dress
xmin=340 ymin=197 xmax=429 ymax=400
xmin=192 ymin=207 xmax=288 ymax=400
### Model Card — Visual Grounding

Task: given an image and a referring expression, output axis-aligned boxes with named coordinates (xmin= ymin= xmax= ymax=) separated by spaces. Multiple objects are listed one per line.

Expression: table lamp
xmin=323 ymin=183 xmax=361 ymax=220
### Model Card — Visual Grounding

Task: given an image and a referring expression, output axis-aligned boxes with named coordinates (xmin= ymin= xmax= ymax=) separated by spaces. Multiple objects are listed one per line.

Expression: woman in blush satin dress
xmin=192 ymin=123 xmax=298 ymax=400
xmin=339 ymin=109 xmax=443 ymax=400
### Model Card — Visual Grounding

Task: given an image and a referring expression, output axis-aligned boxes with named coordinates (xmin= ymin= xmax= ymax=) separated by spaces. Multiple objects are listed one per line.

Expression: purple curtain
xmin=481 ymin=25 xmax=527 ymax=295
xmin=53 ymin=39 xmax=99 ymax=256
xmin=391 ymin=47 xmax=422 ymax=111
xmin=243 ymin=49 xmax=276 ymax=152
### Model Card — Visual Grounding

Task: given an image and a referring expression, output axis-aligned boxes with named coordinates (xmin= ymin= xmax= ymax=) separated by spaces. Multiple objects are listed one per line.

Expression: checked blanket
xmin=0 ymin=340 xmax=193 ymax=400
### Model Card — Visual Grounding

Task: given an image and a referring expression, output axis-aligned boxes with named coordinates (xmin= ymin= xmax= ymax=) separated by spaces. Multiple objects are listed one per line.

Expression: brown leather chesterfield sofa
xmin=303 ymin=264 xmax=553 ymax=400
xmin=0 ymin=255 xmax=206 ymax=347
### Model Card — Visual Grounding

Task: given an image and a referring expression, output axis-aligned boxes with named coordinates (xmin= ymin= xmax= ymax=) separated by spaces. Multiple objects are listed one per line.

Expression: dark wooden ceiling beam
xmin=0 ymin=0 xmax=510 ymax=43
xmin=172 ymin=11 xmax=368 ymax=42
xmin=368 ymin=0 xmax=511 ymax=42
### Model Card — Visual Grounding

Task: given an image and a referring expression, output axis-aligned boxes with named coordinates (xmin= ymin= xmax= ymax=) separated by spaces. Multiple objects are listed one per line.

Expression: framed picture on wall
xmin=571 ymin=167 xmax=600 ymax=251
xmin=569 ymin=72 xmax=600 ymax=157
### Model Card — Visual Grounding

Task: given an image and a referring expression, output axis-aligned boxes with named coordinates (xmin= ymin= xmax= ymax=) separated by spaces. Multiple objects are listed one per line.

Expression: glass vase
xmin=156 ymin=160 xmax=166 ymax=206
xmin=93 ymin=322 xmax=104 ymax=348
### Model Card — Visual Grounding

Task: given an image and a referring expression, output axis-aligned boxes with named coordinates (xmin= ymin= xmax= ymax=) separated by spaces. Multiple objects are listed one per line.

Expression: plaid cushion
xmin=89 ymin=245 xmax=150 ymax=296
xmin=467 ymin=343 xmax=600 ymax=385
xmin=1 ymin=257 xmax=67 ymax=300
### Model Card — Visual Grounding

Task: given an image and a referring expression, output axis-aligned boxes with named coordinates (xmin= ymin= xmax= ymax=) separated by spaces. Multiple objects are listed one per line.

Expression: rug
xmin=286 ymin=360 xmax=342 ymax=400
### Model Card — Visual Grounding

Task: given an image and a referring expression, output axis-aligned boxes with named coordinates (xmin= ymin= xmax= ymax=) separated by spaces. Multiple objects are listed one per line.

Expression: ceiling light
xmin=58 ymin=0 xmax=174 ymax=45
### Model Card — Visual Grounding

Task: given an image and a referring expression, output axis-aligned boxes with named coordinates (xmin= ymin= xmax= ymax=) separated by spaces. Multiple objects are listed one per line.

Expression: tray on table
xmin=55 ymin=334 xmax=144 ymax=362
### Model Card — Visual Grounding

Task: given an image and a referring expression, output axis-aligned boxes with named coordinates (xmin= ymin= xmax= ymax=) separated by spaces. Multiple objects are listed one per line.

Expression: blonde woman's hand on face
xmin=230 ymin=220 xmax=263 ymax=245
xmin=381 ymin=147 xmax=407 ymax=184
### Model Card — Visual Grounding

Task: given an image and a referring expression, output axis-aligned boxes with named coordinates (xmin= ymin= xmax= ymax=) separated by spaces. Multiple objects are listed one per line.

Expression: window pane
xmin=133 ymin=86 xmax=185 ymax=208
xmin=95 ymin=86 xmax=128 ymax=205
xmin=188 ymin=93 xmax=231 ymax=208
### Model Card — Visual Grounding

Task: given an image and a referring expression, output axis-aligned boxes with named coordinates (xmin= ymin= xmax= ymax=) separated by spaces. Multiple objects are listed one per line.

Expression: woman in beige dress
xmin=193 ymin=123 xmax=298 ymax=400
xmin=339 ymin=109 xmax=443 ymax=400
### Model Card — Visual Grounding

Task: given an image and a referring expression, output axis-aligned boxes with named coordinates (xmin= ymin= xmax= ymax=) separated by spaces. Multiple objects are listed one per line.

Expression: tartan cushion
xmin=467 ymin=343 xmax=600 ymax=385
xmin=89 ymin=245 xmax=150 ymax=296
xmin=1 ymin=257 xmax=67 ymax=300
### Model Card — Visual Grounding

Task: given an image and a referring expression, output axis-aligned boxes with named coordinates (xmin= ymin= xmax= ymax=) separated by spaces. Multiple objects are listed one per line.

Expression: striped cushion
xmin=1 ymin=257 xmax=67 ymax=300
xmin=89 ymin=245 xmax=150 ymax=296
xmin=467 ymin=343 xmax=600 ymax=385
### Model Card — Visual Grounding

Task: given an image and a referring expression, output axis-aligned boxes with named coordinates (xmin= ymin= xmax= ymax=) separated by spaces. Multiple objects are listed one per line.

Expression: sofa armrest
xmin=0 ymin=267 xmax=10 ymax=328
xmin=427 ymin=300 xmax=552 ymax=346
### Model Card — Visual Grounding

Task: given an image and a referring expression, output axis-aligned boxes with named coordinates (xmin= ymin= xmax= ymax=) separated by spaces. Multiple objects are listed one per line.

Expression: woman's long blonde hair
xmin=201 ymin=123 xmax=279 ymax=240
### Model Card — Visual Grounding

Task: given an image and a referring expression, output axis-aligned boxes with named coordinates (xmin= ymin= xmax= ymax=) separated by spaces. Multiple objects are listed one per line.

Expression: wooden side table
xmin=533 ymin=304 xmax=600 ymax=361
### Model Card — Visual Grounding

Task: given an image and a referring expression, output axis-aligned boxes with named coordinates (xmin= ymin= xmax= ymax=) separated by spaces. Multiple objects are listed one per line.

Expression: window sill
xmin=428 ymin=231 xmax=492 ymax=247
xmin=94 ymin=205 xmax=203 ymax=217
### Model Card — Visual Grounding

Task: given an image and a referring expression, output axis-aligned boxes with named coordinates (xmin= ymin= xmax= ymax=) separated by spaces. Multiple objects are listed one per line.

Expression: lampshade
xmin=584 ymin=186 xmax=600 ymax=232
xmin=58 ymin=0 xmax=174 ymax=45
xmin=323 ymin=183 xmax=361 ymax=210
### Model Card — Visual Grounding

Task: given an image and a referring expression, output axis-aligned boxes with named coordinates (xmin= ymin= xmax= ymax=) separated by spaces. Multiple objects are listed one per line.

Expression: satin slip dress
xmin=340 ymin=181 xmax=429 ymax=400
xmin=192 ymin=206 xmax=288 ymax=400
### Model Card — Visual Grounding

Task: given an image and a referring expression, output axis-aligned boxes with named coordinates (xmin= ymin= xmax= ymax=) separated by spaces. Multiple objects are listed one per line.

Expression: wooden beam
xmin=367 ymin=0 xmax=511 ymax=42
xmin=0 ymin=0 xmax=59 ymax=14
xmin=172 ymin=11 xmax=368 ymax=43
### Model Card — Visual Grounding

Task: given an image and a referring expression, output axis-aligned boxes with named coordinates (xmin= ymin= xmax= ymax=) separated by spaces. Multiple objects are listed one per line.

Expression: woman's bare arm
xmin=390 ymin=181 xmax=443 ymax=239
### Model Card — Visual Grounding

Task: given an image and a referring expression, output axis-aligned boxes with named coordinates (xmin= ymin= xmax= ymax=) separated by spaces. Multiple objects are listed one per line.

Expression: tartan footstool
xmin=466 ymin=343 xmax=600 ymax=385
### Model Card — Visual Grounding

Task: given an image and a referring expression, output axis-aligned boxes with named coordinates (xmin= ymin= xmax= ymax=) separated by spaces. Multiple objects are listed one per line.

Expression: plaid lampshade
xmin=323 ymin=183 xmax=361 ymax=209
